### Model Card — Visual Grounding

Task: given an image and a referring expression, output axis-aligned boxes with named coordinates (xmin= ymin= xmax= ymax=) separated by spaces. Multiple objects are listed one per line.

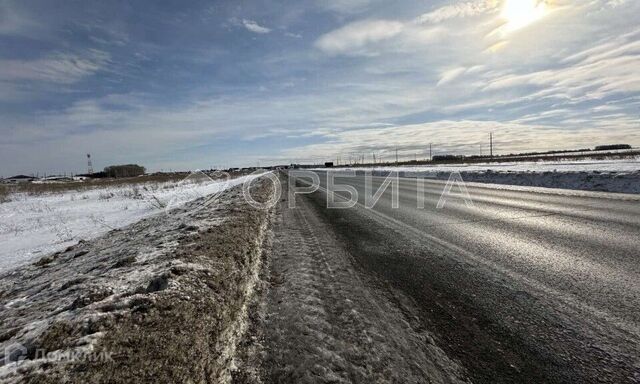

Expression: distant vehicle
xmin=324 ymin=162 xmax=334 ymax=168
xmin=594 ymin=144 xmax=632 ymax=151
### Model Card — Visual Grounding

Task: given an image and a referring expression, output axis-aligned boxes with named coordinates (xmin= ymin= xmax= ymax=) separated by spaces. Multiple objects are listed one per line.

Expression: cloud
xmin=0 ymin=1 xmax=40 ymax=37
xmin=285 ymin=31 xmax=303 ymax=39
xmin=416 ymin=0 xmax=498 ymax=24
xmin=319 ymin=0 xmax=375 ymax=14
xmin=282 ymin=119 xmax=640 ymax=161
xmin=437 ymin=67 xmax=468 ymax=86
xmin=242 ymin=19 xmax=271 ymax=34
xmin=482 ymin=32 xmax=640 ymax=101
xmin=0 ymin=50 xmax=110 ymax=84
xmin=1 ymin=0 xmax=640 ymax=174
xmin=606 ymin=0 xmax=629 ymax=8
xmin=315 ymin=20 xmax=404 ymax=56
xmin=284 ymin=115 xmax=640 ymax=161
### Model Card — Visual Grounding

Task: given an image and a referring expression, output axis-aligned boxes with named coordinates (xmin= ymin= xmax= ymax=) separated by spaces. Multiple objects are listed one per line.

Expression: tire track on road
xmin=261 ymin=176 xmax=470 ymax=384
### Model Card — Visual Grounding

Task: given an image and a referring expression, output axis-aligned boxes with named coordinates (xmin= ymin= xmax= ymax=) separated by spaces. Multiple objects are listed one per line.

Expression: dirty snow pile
xmin=322 ymin=158 xmax=640 ymax=194
xmin=0 ymin=174 xmax=261 ymax=272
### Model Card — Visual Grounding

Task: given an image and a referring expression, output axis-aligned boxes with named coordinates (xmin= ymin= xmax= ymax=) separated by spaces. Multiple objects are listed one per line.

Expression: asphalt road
xmin=290 ymin=171 xmax=640 ymax=383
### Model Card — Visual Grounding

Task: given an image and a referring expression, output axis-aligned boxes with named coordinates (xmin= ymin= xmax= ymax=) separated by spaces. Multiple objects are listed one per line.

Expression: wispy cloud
xmin=315 ymin=19 xmax=403 ymax=56
xmin=319 ymin=0 xmax=375 ymax=14
xmin=416 ymin=0 xmax=498 ymax=24
xmin=0 ymin=50 xmax=110 ymax=84
xmin=0 ymin=1 xmax=40 ymax=37
xmin=282 ymin=118 xmax=640 ymax=162
xmin=483 ymin=31 xmax=640 ymax=102
xmin=437 ymin=67 xmax=468 ymax=86
xmin=242 ymin=19 xmax=271 ymax=34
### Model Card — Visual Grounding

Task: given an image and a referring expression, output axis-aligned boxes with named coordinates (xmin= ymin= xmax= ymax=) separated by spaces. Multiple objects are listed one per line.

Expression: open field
xmin=0 ymin=172 xmax=247 ymax=199
xmin=0 ymin=173 xmax=261 ymax=272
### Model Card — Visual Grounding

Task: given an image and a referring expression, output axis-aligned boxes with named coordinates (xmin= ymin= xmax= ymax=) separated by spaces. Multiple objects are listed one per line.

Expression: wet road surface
xmin=276 ymin=171 xmax=640 ymax=383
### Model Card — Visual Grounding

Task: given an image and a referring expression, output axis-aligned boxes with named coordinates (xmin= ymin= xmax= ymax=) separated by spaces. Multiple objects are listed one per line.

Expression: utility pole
xmin=429 ymin=143 xmax=432 ymax=161
xmin=395 ymin=147 xmax=399 ymax=164
xmin=490 ymin=132 xmax=494 ymax=158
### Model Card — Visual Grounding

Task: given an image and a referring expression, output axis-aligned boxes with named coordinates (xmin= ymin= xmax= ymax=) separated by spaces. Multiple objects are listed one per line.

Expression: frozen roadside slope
xmin=0 ymin=178 xmax=274 ymax=384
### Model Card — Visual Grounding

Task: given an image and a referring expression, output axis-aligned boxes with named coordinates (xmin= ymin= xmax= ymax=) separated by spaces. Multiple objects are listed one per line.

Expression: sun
xmin=501 ymin=0 xmax=548 ymax=32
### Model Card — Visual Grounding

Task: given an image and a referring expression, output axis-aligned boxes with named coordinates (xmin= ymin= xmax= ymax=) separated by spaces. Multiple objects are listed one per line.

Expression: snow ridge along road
xmin=318 ymin=157 xmax=640 ymax=194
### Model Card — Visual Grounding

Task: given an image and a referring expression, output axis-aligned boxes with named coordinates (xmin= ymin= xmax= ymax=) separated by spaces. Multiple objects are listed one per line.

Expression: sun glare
xmin=501 ymin=0 xmax=547 ymax=32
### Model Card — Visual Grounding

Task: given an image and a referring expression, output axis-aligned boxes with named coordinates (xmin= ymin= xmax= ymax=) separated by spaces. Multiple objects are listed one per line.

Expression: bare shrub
xmin=0 ymin=185 xmax=10 ymax=203
xmin=99 ymin=192 xmax=114 ymax=200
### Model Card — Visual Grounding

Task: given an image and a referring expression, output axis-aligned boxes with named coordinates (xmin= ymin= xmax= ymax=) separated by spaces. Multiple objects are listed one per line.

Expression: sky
xmin=1 ymin=0 xmax=639 ymax=175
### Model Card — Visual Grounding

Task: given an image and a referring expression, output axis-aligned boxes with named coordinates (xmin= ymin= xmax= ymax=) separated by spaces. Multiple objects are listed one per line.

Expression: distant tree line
xmin=594 ymin=144 xmax=631 ymax=151
xmin=103 ymin=164 xmax=146 ymax=178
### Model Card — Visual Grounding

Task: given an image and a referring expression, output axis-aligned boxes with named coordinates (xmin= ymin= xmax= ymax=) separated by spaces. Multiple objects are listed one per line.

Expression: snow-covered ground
xmin=320 ymin=158 xmax=640 ymax=174
xmin=316 ymin=158 xmax=640 ymax=194
xmin=0 ymin=173 xmax=261 ymax=272
xmin=0 ymin=180 xmax=275 ymax=382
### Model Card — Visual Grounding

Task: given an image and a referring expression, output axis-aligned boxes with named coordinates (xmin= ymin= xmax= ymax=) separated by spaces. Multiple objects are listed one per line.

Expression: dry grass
xmin=1 ymin=180 xmax=274 ymax=383
xmin=15 ymin=174 xmax=185 ymax=196
xmin=0 ymin=185 xmax=10 ymax=203
xmin=2 ymin=171 xmax=246 ymax=198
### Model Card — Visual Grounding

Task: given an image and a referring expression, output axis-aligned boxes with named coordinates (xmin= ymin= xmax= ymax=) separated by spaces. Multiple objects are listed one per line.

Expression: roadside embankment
xmin=0 ymin=178 xmax=274 ymax=384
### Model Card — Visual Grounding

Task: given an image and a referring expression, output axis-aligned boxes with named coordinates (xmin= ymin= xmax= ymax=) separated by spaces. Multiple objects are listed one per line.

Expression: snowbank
xmin=0 ymin=173 xmax=261 ymax=272
xmin=318 ymin=158 xmax=640 ymax=194
xmin=324 ymin=158 xmax=640 ymax=174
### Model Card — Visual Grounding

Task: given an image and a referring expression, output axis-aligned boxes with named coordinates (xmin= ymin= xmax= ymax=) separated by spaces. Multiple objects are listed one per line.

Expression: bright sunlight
xmin=501 ymin=0 xmax=548 ymax=32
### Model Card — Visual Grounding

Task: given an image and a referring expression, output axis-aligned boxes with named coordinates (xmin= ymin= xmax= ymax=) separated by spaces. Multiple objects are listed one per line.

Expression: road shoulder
xmin=256 ymin=174 xmax=470 ymax=383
